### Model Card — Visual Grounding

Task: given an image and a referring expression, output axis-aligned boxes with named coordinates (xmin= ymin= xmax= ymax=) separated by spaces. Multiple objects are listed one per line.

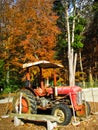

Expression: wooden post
xmin=53 ymin=69 xmax=56 ymax=86
xmin=39 ymin=67 xmax=44 ymax=89
xmin=19 ymin=93 xmax=22 ymax=114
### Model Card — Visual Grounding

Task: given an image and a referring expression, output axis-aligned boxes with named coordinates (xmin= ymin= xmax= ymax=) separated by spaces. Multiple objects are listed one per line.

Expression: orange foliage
xmin=0 ymin=0 xmax=60 ymax=74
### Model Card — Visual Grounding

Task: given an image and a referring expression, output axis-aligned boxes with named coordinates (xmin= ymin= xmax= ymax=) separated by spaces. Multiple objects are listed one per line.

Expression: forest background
xmin=0 ymin=0 xmax=98 ymax=93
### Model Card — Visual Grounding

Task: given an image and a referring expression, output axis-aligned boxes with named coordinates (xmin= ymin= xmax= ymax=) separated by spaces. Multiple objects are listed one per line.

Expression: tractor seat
xmin=34 ymin=87 xmax=46 ymax=96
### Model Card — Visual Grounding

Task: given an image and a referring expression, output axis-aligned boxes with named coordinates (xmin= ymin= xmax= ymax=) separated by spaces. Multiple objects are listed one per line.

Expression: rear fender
xmin=20 ymin=87 xmax=36 ymax=96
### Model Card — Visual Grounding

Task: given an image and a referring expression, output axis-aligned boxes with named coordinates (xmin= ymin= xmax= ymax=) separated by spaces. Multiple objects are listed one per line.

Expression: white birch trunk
xmin=64 ymin=2 xmax=72 ymax=86
xmin=71 ymin=0 xmax=77 ymax=86
xmin=73 ymin=53 xmax=77 ymax=85
xmin=62 ymin=0 xmax=77 ymax=86
xmin=65 ymin=2 xmax=76 ymax=86
xmin=6 ymin=70 xmax=9 ymax=85
xmin=79 ymin=51 xmax=85 ymax=87
xmin=6 ymin=38 xmax=10 ymax=85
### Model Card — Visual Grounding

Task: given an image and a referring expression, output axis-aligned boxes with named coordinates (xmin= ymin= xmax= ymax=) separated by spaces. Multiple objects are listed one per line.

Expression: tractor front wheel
xmin=51 ymin=103 xmax=72 ymax=126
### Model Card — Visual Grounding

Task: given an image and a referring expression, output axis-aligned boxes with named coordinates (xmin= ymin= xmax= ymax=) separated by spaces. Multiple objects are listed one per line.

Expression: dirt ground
xmin=0 ymin=102 xmax=98 ymax=130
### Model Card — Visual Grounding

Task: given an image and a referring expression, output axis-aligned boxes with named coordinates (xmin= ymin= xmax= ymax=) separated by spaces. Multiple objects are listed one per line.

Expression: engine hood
xmin=46 ymin=86 xmax=82 ymax=95
xmin=57 ymin=86 xmax=82 ymax=95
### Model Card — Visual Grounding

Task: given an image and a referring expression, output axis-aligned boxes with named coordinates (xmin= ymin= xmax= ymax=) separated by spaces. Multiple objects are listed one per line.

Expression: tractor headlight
xmin=77 ymin=91 xmax=82 ymax=105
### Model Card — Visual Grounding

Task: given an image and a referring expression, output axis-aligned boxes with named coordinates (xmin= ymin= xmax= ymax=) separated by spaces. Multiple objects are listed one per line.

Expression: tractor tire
xmin=76 ymin=101 xmax=91 ymax=117
xmin=12 ymin=89 xmax=37 ymax=114
xmin=51 ymin=103 xmax=72 ymax=126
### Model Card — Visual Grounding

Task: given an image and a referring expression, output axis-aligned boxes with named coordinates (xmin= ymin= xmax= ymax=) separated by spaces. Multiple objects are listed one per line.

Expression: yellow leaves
xmin=42 ymin=69 xmax=53 ymax=78
xmin=75 ymin=71 xmax=87 ymax=82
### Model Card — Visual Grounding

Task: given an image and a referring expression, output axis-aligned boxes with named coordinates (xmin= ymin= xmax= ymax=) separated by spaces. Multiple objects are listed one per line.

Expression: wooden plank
xmin=0 ymin=93 xmax=15 ymax=98
xmin=10 ymin=113 xmax=59 ymax=122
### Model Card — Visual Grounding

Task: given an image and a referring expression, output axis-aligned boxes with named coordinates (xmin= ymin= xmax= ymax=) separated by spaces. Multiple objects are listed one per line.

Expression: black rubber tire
xmin=76 ymin=101 xmax=91 ymax=117
xmin=51 ymin=103 xmax=72 ymax=126
xmin=13 ymin=89 xmax=37 ymax=114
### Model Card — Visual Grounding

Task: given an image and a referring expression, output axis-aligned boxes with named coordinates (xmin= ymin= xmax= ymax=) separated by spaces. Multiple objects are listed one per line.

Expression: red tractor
xmin=12 ymin=60 xmax=91 ymax=125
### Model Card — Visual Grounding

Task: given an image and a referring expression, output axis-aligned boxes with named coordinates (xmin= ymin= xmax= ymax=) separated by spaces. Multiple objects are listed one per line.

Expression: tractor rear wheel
xmin=13 ymin=89 xmax=37 ymax=114
xmin=76 ymin=101 xmax=91 ymax=117
xmin=51 ymin=103 xmax=72 ymax=126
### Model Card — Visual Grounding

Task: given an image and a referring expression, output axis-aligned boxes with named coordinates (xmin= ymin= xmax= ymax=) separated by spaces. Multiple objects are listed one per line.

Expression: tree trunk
xmin=64 ymin=1 xmax=76 ymax=86
xmin=61 ymin=0 xmax=78 ymax=86
xmin=79 ymin=51 xmax=85 ymax=87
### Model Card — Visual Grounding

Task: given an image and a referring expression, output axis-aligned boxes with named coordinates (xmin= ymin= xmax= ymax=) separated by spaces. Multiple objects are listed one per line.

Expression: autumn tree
xmin=8 ymin=0 xmax=60 ymax=64
xmin=0 ymin=0 xmax=60 ymax=91
xmin=0 ymin=0 xmax=15 ymax=91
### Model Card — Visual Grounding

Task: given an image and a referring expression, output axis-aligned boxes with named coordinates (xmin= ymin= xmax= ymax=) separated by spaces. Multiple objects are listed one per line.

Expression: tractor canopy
xmin=23 ymin=60 xmax=63 ymax=69
xmin=22 ymin=60 xmax=63 ymax=92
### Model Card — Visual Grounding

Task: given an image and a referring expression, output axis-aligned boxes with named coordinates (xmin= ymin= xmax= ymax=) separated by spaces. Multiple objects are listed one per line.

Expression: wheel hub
xmin=15 ymin=98 xmax=29 ymax=113
xmin=55 ymin=109 xmax=65 ymax=123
